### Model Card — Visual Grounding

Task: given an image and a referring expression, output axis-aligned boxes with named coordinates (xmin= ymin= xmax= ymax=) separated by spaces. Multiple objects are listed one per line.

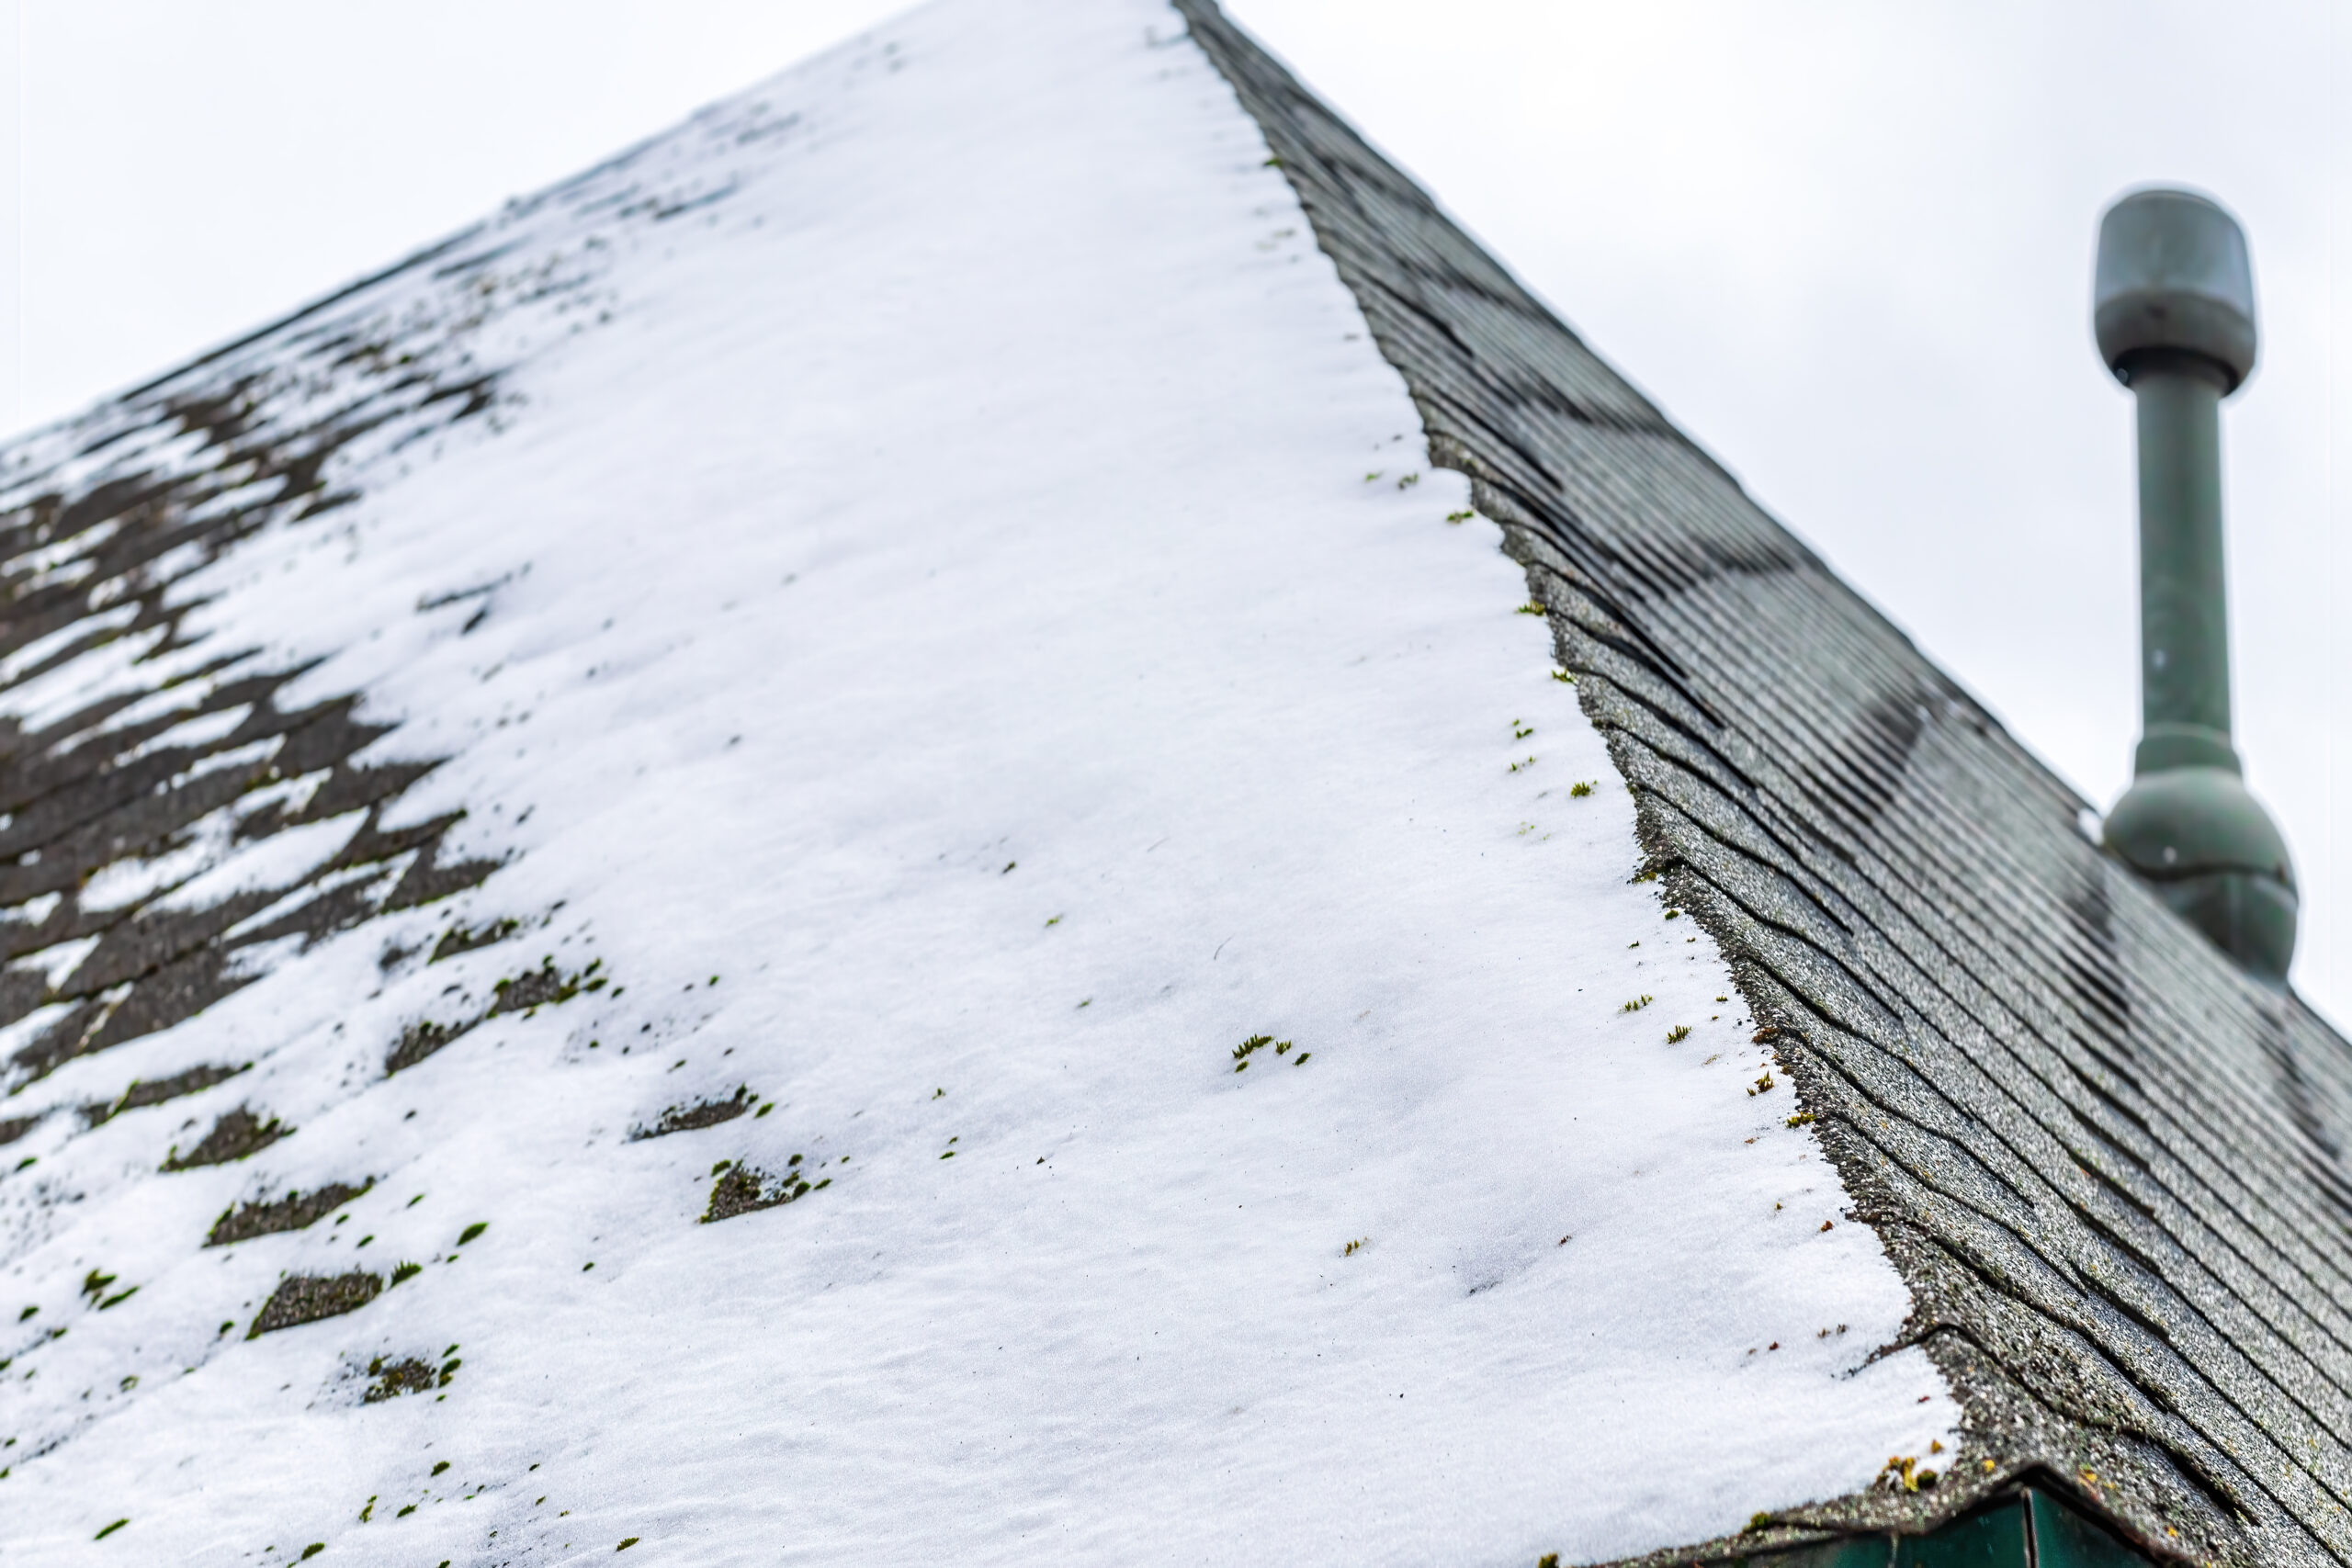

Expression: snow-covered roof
xmin=0 ymin=0 xmax=2336 ymax=1563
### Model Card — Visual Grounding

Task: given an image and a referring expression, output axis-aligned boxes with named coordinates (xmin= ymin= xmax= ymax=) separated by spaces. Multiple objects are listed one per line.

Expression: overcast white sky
xmin=0 ymin=0 xmax=2344 ymax=1018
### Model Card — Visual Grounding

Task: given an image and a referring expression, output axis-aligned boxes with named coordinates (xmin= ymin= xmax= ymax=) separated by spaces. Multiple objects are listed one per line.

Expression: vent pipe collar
xmin=2094 ymin=187 xmax=2295 ymax=984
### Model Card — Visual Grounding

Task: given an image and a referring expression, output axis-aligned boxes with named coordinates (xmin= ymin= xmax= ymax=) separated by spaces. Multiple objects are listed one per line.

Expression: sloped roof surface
xmin=1176 ymin=5 xmax=2352 ymax=1563
xmin=0 ymin=3 xmax=1965 ymax=1562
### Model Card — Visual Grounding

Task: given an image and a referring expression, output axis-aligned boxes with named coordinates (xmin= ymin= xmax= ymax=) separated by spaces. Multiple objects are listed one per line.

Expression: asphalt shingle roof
xmin=5 ymin=6 xmax=2349 ymax=1559
xmin=1177 ymin=3 xmax=2352 ymax=1562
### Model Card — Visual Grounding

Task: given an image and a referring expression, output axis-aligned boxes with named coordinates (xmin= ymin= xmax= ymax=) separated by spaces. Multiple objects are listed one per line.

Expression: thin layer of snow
xmin=0 ymin=1 xmax=1951 ymax=1562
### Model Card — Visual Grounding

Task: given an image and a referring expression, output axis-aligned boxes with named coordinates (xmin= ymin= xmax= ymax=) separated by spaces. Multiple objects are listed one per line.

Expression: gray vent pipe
xmin=2093 ymin=187 xmax=2296 ymax=983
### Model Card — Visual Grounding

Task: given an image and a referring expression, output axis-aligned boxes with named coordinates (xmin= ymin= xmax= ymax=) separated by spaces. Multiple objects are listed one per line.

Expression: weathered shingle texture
xmin=0 ymin=278 xmax=504 ymax=1107
xmin=0 ymin=94 xmax=741 ymax=1135
xmin=1178 ymin=5 xmax=2352 ymax=1564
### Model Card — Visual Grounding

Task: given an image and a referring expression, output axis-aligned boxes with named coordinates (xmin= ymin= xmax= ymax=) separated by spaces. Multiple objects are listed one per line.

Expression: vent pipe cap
xmin=2094 ymin=188 xmax=2256 ymax=391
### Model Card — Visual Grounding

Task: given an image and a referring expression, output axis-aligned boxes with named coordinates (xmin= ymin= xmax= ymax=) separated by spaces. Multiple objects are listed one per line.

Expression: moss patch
xmin=429 ymin=917 xmax=521 ymax=963
xmin=489 ymin=957 xmax=602 ymax=1017
xmin=701 ymin=1164 xmax=824 ymax=1224
xmin=361 ymin=1355 xmax=442 ymax=1403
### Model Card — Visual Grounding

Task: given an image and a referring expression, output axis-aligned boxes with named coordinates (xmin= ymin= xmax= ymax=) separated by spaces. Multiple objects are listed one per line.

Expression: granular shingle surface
xmin=1179 ymin=4 xmax=2352 ymax=1562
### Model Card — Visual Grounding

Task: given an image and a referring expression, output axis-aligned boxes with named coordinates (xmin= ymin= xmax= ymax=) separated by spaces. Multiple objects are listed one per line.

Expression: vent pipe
xmin=2093 ymin=187 xmax=2296 ymax=983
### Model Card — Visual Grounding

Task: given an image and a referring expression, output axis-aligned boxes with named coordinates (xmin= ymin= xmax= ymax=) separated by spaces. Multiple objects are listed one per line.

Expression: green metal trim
xmin=1730 ymin=1489 xmax=2155 ymax=1568
xmin=2027 ymin=1491 xmax=2149 ymax=1568
xmin=1893 ymin=1499 xmax=2029 ymax=1567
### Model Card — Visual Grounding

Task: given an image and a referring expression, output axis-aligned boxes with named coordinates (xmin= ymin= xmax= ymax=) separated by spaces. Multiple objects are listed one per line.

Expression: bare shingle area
xmin=160 ymin=1106 xmax=286 ymax=1171
xmin=629 ymin=1086 xmax=752 ymax=1142
xmin=206 ymin=1181 xmax=372 ymax=1247
xmin=247 ymin=1269 xmax=383 ymax=1339
xmin=0 ymin=300 xmax=508 ymax=1102
xmin=1178 ymin=5 xmax=2352 ymax=1564
xmin=82 ymin=1062 xmax=246 ymax=1128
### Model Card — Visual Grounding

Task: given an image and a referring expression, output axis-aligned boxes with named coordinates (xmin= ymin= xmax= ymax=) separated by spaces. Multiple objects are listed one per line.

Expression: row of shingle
xmin=0 ymin=272 xmax=514 ymax=1094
